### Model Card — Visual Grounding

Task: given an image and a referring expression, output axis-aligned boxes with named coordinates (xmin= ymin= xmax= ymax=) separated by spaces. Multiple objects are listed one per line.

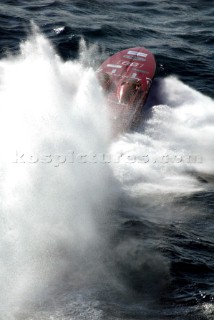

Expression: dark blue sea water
xmin=0 ymin=1 xmax=213 ymax=319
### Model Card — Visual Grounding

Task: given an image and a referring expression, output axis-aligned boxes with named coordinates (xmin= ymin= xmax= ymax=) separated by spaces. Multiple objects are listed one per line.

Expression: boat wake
xmin=111 ymin=76 xmax=214 ymax=195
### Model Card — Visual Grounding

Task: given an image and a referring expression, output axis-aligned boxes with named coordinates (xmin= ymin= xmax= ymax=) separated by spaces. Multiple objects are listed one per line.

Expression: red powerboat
xmin=97 ymin=47 xmax=156 ymax=133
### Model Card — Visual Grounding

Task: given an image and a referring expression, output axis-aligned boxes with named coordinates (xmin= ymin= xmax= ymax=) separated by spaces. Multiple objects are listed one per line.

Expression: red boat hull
xmin=97 ymin=47 xmax=156 ymax=133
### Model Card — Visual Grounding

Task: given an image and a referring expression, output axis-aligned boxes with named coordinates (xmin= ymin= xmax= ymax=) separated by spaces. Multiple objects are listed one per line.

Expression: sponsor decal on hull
xmin=133 ymin=68 xmax=149 ymax=74
xmin=107 ymin=64 xmax=122 ymax=68
xmin=122 ymin=61 xmax=139 ymax=67
xmin=127 ymin=50 xmax=148 ymax=57
xmin=123 ymin=55 xmax=146 ymax=62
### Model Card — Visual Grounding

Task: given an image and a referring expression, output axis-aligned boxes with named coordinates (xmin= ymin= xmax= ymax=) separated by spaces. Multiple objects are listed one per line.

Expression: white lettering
xmin=107 ymin=64 xmax=122 ymax=68
xmin=128 ymin=51 xmax=148 ymax=57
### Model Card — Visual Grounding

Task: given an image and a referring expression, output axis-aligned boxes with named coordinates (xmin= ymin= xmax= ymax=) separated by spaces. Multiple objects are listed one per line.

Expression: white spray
xmin=0 ymin=28 xmax=114 ymax=318
xmin=111 ymin=76 xmax=214 ymax=196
